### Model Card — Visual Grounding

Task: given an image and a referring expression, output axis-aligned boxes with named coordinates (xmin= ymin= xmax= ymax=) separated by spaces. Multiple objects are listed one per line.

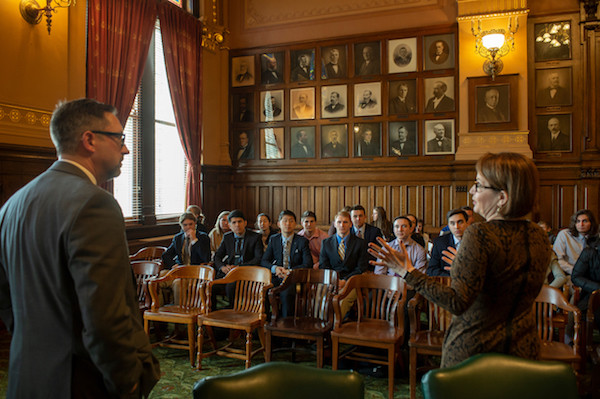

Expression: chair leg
xmin=316 ymin=337 xmax=324 ymax=368
xmin=332 ymin=336 xmax=339 ymax=370
xmin=187 ymin=323 xmax=195 ymax=367
xmin=409 ymin=347 xmax=417 ymax=399
xmin=143 ymin=317 xmax=149 ymax=335
xmin=265 ymin=329 xmax=272 ymax=363
xmin=245 ymin=330 xmax=252 ymax=369
xmin=196 ymin=322 xmax=204 ymax=370
xmin=388 ymin=344 xmax=395 ymax=399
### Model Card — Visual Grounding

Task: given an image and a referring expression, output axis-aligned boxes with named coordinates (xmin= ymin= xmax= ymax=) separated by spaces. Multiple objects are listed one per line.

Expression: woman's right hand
xmin=368 ymin=237 xmax=415 ymax=278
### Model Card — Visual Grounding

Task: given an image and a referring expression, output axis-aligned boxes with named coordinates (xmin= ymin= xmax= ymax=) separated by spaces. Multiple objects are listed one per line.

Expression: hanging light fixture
xmin=19 ymin=0 xmax=76 ymax=35
xmin=471 ymin=17 xmax=519 ymax=80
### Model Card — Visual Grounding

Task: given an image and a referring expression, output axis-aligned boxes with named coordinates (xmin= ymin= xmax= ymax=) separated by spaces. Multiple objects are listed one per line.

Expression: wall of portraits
xmin=229 ymin=26 xmax=457 ymax=165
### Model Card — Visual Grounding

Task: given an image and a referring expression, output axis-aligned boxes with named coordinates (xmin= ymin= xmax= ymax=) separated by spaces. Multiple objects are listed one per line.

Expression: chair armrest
xmin=147 ymin=279 xmax=161 ymax=311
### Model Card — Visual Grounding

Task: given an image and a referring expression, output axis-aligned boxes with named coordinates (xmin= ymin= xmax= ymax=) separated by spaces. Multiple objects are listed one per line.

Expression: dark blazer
xmin=325 ymin=62 xmax=344 ymax=79
xmin=324 ymin=103 xmax=345 ymax=113
xmin=427 ymin=137 xmax=452 ymax=153
xmin=390 ymin=140 xmax=417 ymax=156
xmin=537 ymin=86 xmax=570 ymax=106
xmin=261 ymin=69 xmax=282 ymax=84
xmin=538 ymin=131 xmax=570 ymax=152
xmin=291 ymin=142 xmax=314 ymax=158
xmin=238 ymin=144 xmax=254 ymax=160
xmin=357 ymin=60 xmax=380 ymax=76
xmin=572 ymin=243 xmax=600 ymax=314
xmin=291 ymin=66 xmax=312 ymax=81
xmin=425 ymin=95 xmax=455 ymax=113
xmin=322 ymin=142 xmax=346 ymax=157
xmin=261 ymin=233 xmax=312 ymax=272
xmin=319 ymin=234 xmax=368 ymax=280
xmin=0 ymin=161 xmax=159 ymax=397
xmin=477 ymin=105 xmax=507 ymax=123
xmin=357 ymin=140 xmax=379 ymax=156
xmin=390 ymin=97 xmax=416 ymax=114
xmin=214 ymin=230 xmax=264 ymax=276
xmin=427 ymin=233 xmax=456 ymax=277
xmin=352 ymin=223 xmax=383 ymax=245
xmin=238 ymin=109 xmax=253 ymax=122
xmin=162 ymin=230 xmax=211 ymax=269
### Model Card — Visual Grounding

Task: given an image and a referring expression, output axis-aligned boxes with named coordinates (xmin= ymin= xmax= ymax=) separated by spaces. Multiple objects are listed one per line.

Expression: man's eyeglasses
xmin=472 ymin=181 xmax=501 ymax=192
xmin=92 ymin=131 xmax=126 ymax=147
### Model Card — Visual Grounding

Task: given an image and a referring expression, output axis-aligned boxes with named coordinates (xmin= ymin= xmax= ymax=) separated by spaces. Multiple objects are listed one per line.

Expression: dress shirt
xmin=353 ymin=225 xmax=365 ymax=239
xmin=374 ymin=238 xmax=428 ymax=275
xmin=553 ymin=229 xmax=588 ymax=274
xmin=297 ymin=228 xmax=327 ymax=267
xmin=60 ymin=158 xmax=96 ymax=185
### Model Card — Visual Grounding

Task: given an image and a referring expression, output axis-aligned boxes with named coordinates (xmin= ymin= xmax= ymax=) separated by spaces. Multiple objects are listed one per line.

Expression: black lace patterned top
xmin=406 ymin=220 xmax=551 ymax=367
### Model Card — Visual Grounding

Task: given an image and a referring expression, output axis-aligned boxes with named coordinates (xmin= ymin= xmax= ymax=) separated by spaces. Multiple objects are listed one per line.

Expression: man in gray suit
xmin=0 ymin=99 xmax=160 ymax=398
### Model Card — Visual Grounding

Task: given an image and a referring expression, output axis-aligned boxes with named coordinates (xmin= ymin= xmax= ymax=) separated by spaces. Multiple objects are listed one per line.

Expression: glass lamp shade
xmin=481 ymin=33 xmax=505 ymax=50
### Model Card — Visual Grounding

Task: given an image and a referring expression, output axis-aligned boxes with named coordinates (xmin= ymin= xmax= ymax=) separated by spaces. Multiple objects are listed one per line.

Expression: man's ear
xmin=80 ymin=131 xmax=97 ymax=153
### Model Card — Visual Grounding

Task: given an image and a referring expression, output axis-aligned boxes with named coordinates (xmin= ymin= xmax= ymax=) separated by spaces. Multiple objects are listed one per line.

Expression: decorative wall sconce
xmin=535 ymin=21 xmax=570 ymax=47
xmin=20 ymin=0 xmax=75 ymax=35
xmin=471 ymin=17 xmax=519 ymax=80
xmin=200 ymin=0 xmax=228 ymax=52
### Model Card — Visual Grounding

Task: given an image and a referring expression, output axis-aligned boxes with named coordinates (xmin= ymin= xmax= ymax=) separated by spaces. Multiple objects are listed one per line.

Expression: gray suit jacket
xmin=0 ymin=161 xmax=160 ymax=398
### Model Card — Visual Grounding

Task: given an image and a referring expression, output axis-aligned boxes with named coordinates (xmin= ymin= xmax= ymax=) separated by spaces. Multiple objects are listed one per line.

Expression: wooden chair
xmin=408 ymin=276 xmax=452 ymax=399
xmin=143 ymin=264 xmax=214 ymax=367
xmin=130 ymin=246 xmax=167 ymax=265
xmin=586 ymin=289 xmax=600 ymax=365
xmin=197 ymin=266 xmax=273 ymax=370
xmin=535 ymin=284 xmax=583 ymax=374
xmin=265 ymin=268 xmax=338 ymax=368
xmin=331 ymin=273 xmax=406 ymax=399
xmin=131 ymin=260 xmax=161 ymax=312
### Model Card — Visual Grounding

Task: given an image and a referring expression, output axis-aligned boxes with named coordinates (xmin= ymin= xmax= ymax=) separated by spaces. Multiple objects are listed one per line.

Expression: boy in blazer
xmin=162 ymin=212 xmax=211 ymax=269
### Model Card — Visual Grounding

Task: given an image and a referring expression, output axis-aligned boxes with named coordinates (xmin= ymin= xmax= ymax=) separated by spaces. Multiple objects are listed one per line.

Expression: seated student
xmin=214 ymin=210 xmax=263 ymax=278
xmin=406 ymin=214 xmax=426 ymax=248
xmin=187 ymin=204 xmax=209 ymax=234
xmin=261 ymin=210 xmax=312 ymax=316
xmin=162 ymin=212 xmax=211 ymax=269
xmin=255 ymin=213 xmax=280 ymax=251
xmin=554 ymin=209 xmax=597 ymax=275
xmin=209 ymin=211 xmax=231 ymax=254
xmin=328 ymin=206 xmax=351 ymax=236
xmin=427 ymin=208 xmax=468 ymax=277
xmin=572 ymin=236 xmax=600 ymax=330
xmin=297 ymin=210 xmax=328 ymax=269
xmin=350 ymin=204 xmax=383 ymax=268
xmin=374 ymin=216 xmax=427 ymax=275
xmin=320 ymin=210 xmax=368 ymax=317
xmin=438 ymin=206 xmax=474 ymax=236
xmin=538 ymin=220 xmax=556 ymax=245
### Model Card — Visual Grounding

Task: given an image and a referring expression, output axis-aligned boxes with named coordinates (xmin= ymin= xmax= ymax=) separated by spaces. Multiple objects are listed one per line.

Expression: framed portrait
xmin=233 ymin=129 xmax=254 ymax=162
xmin=260 ymin=127 xmax=285 ymax=159
xmin=423 ymin=76 xmax=455 ymax=113
xmin=321 ymin=45 xmax=347 ymax=80
xmin=321 ymin=85 xmax=348 ymax=119
xmin=231 ymin=55 xmax=255 ymax=87
xmin=389 ymin=121 xmax=418 ymax=156
xmin=534 ymin=21 xmax=571 ymax=62
xmin=535 ymin=67 xmax=572 ymax=107
xmin=260 ymin=52 xmax=284 ymax=85
xmin=424 ymin=119 xmax=454 ymax=155
xmin=354 ymin=41 xmax=381 ymax=76
xmin=290 ymin=49 xmax=316 ymax=82
xmin=389 ymin=79 xmax=417 ymax=115
xmin=468 ymin=74 xmax=518 ymax=132
xmin=353 ymin=123 xmax=382 ymax=157
xmin=259 ymin=90 xmax=284 ymax=122
xmin=423 ymin=33 xmax=454 ymax=71
xmin=388 ymin=37 xmax=417 ymax=74
xmin=290 ymin=87 xmax=315 ymax=120
xmin=321 ymin=124 xmax=348 ymax=158
xmin=536 ymin=114 xmax=572 ymax=152
xmin=354 ymin=82 xmax=382 ymax=117
xmin=231 ymin=93 xmax=254 ymax=123
xmin=290 ymin=126 xmax=316 ymax=159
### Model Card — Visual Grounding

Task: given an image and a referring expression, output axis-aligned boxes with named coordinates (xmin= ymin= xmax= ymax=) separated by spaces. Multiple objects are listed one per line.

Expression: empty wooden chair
xmin=197 ymin=266 xmax=272 ymax=369
xmin=535 ymin=284 xmax=583 ymax=374
xmin=130 ymin=246 xmax=167 ymax=265
xmin=265 ymin=268 xmax=338 ymax=368
xmin=408 ymin=276 xmax=452 ymax=399
xmin=331 ymin=273 xmax=406 ymax=399
xmin=131 ymin=260 xmax=161 ymax=312
xmin=143 ymin=264 xmax=214 ymax=367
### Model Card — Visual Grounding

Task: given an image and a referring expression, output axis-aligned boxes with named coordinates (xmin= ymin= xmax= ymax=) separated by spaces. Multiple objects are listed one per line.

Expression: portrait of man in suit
xmin=355 ymin=42 xmax=380 ymax=76
xmin=476 ymin=86 xmax=509 ymax=123
xmin=537 ymin=115 xmax=571 ymax=152
xmin=321 ymin=46 xmax=347 ymax=79
xmin=354 ymin=123 xmax=381 ymax=157
xmin=260 ymin=90 xmax=284 ymax=122
xmin=424 ymin=78 xmax=455 ymax=113
xmin=388 ymin=38 xmax=417 ymax=73
xmin=355 ymin=82 xmax=382 ymax=117
xmin=389 ymin=80 xmax=417 ymax=114
xmin=389 ymin=122 xmax=417 ymax=156
xmin=231 ymin=55 xmax=255 ymax=87
xmin=431 ymin=40 xmax=449 ymax=64
xmin=290 ymin=88 xmax=315 ymax=120
xmin=236 ymin=131 xmax=254 ymax=161
xmin=321 ymin=85 xmax=347 ymax=118
xmin=425 ymin=120 xmax=454 ymax=155
xmin=290 ymin=50 xmax=315 ymax=82
xmin=290 ymin=127 xmax=315 ymax=158
xmin=424 ymin=33 xmax=455 ymax=70
xmin=260 ymin=52 xmax=283 ymax=85
xmin=233 ymin=95 xmax=253 ymax=123
xmin=322 ymin=126 xmax=348 ymax=158
xmin=536 ymin=68 xmax=571 ymax=107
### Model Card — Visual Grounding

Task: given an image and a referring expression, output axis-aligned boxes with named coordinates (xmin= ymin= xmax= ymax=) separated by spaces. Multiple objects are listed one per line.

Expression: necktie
xmin=283 ymin=238 xmax=292 ymax=269
xmin=234 ymin=237 xmax=242 ymax=265
xmin=356 ymin=230 xmax=363 ymax=239
xmin=338 ymin=240 xmax=345 ymax=261
xmin=182 ymin=236 xmax=191 ymax=265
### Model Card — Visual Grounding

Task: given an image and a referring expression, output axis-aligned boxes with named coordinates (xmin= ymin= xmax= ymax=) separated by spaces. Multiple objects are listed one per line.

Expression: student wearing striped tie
xmin=320 ymin=211 xmax=368 ymax=317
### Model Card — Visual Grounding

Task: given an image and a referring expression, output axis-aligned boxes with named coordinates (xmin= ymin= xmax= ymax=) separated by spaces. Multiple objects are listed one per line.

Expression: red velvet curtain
xmin=87 ymin=0 xmax=158 ymax=126
xmin=157 ymin=2 xmax=203 ymax=208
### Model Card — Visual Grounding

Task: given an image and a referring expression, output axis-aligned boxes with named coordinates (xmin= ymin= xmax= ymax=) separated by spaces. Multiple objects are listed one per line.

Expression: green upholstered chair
xmin=421 ymin=353 xmax=579 ymax=399
xmin=192 ymin=361 xmax=364 ymax=399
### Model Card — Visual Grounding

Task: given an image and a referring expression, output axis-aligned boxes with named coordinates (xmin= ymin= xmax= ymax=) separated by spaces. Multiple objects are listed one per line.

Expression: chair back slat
xmin=131 ymin=260 xmax=161 ymax=304
xmin=220 ymin=266 xmax=272 ymax=314
xmin=285 ymin=269 xmax=338 ymax=320
xmin=350 ymin=274 xmax=404 ymax=326
xmin=130 ymin=246 xmax=167 ymax=262
xmin=152 ymin=264 xmax=214 ymax=311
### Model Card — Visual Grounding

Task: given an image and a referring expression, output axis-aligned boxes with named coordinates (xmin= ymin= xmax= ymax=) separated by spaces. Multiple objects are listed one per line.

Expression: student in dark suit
xmin=187 ymin=204 xmax=209 ymax=234
xmin=261 ymin=210 xmax=312 ymax=316
xmin=162 ymin=212 xmax=211 ymax=269
xmin=320 ymin=210 xmax=368 ymax=316
xmin=350 ymin=204 xmax=383 ymax=268
xmin=427 ymin=209 xmax=468 ymax=276
xmin=0 ymin=99 xmax=160 ymax=398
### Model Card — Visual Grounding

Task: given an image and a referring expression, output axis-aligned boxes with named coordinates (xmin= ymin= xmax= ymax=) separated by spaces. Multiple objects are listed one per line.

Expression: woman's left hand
xmin=441 ymin=246 xmax=457 ymax=271
xmin=368 ymin=237 xmax=415 ymax=278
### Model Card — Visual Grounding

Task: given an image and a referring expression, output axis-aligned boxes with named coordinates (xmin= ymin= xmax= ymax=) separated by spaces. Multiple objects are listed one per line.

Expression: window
xmin=114 ymin=22 xmax=188 ymax=221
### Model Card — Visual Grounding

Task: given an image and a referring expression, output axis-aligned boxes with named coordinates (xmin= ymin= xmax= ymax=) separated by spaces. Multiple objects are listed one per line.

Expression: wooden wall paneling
xmin=558 ymin=184 xmax=577 ymax=227
xmin=273 ymin=186 xmax=284 ymax=216
xmin=439 ymin=185 xmax=453 ymax=227
xmin=358 ymin=185 xmax=369 ymax=209
xmin=389 ymin=185 xmax=402 ymax=222
xmin=329 ymin=186 xmax=340 ymax=223
xmin=259 ymin=186 xmax=270 ymax=217
xmin=373 ymin=186 xmax=387 ymax=212
xmin=538 ymin=184 xmax=556 ymax=228
xmin=423 ymin=185 xmax=434 ymax=228
xmin=407 ymin=185 xmax=418 ymax=217
xmin=314 ymin=186 xmax=325 ymax=224
xmin=581 ymin=180 xmax=599 ymax=213
xmin=285 ymin=185 xmax=297 ymax=213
